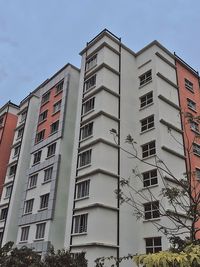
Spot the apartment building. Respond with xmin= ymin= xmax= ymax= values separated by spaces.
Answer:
xmin=66 ymin=30 xmax=189 ymax=267
xmin=0 ymin=29 xmax=200 ymax=267
xmin=1 ymin=64 xmax=80 ymax=254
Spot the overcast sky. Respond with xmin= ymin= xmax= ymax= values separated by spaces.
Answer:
xmin=0 ymin=0 xmax=200 ymax=107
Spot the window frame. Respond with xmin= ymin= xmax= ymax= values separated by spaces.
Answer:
xmin=28 ymin=173 xmax=38 ymax=189
xmin=187 ymin=98 xmax=196 ymax=111
xmin=76 ymin=180 xmax=90 ymax=199
xmin=39 ymin=193 xmax=49 ymax=210
xmin=82 ymin=97 xmax=95 ymax=115
xmin=33 ymin=150 xmax=42 ymax=165
xmin=144 ymin=201 xmax=160 ymax=220
xmin=142 ymin=141 xmax=156 ymax=158
xmin=50 ymin=120 xmax=59 ymax=134
xmin=24 ymin=199 xmax=34 ymax=214
xmin=55 ymin=80 xmax=64 ymax=94
xmin=73 ymin=213 xmax=88 ymax=234
xmin=140 ymin=91 xmax=153 ymax=109
xmin=143 ymin=169 xmax=158 ymax=187
xmin=35 ymin=223 xmax=46 ymax=240
xmin=9 ymin=164 xmax=17 ymax=176
xmin=35 ymin=129 xmax=45 ymax=144
xmin=47 ymin=143 xmax=56 ymax=158
xmin=139 ymin=70 xmax=152 ymax=86
xmin=53 ymin=100 xmax=62 ymax=114
xmin=5 ymin=185 xmax=12 ymax=198
xmin=20 ymin=226 xmax=30 ymax=242
xmin=41 ymin=91 xmax=50 ymax=105
xmin=38 ymin=110 xmax=48 ymax=123
xmin=86 ymin=54 xmax=97 ymax=71
xmin=0 ymin=207 xmax=8 ymax=220
xmin=81 ymin=122 xmax=93 ymax=140
xmin=44 ymin=166 xmax=53 ymax=182
xmin=79 ymin=149 xmax=92 ymax=168
xmin=145 ymin=237 xmax=162 ymax=253
xmin=84 ymin=75 xmax=96 ymax=92
xmin=185 ymin=78 xmax=193 ymax=92
xmin=141 ymin=115 xmax=154 ymax=132
xmin=193 ymin=143 xmax=200 ymax=156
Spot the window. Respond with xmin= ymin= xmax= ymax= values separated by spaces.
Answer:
xmin=144 ymin=201 xmax=159 ymax=220
xmin=20 ymin=226 xmax=30 ymax=242
xmin=143 ymin=169 xmax=158 ymax=187
xmin=185 ymin=78 xmax=193 ymax=92
xmin=86 ymin=54 xmax=97 ymax=71
xmin=0 ymin=116 xmax=4 ymax=127
xmin=50 ymin=121 xmax=59 ymax=134
xmin=79 ymin=150 xmax=91 ymax=167
xmin=13 ymin=145 xmax=20 ymax=157
xmin=35 ymin=223 xmax=46 ymax=239
xmin=190 ymin=121 xmax=199 ymax=132
xmin=5 ymin=185 xmax=12 ymax=198
xmin=81 ymin=122 xmax=93 ymax=139
xmin=38 ymin=110 xmax=48 ymax=123
xmin=187 ymin=98 xmax=196 ymax=111
xmin=28 ymin=174 xmax=38 ymax=188
xmin=33 ymin=151 xmax=42 ymax=165
xmin=40 ymin=193 xmax=49 ymax=210
xmin=76 ymin=180 xmax=90 ymax=199
xmin=141 ymin=115 xmax=154 ymax=132
xmin=55 ymin=80 xmax=64 ymax=94
xmin=196 ymin=168 xmax=200 ymax=180
xmin=53 ymin=100 xmax=61 ymax=114
xmin=44 ymin=167 xmax=53 ymax=182
xmin=0 ymin=232 xmax=3 ymax=246
xmin=20 ymin=111 xmax=27 ymax=122
xmin=73 ymin=214 xmax=88 ymax=233
xmin=41 ymin=92 xmax=50 ymax=105
xmin=82 ymin=97 xmax=95 ymax=115
xmin=145 ymin=237 xmax=162 ymax=253
xmin=47 ymin=143 xmax=56 ymax=158
xmin=17 ymin=127 xmax=24 ymax=139
xmin=35 ymin=129 xmax=45 ymax=144
xmin=140 ymin=92 xmax=153 ymax=108
xmin=9 ymin=164 xmax=17 ymax=176
xmin=24 ymin=199 xmax=34 ymax=214
xmin=139 ymin=70 xmax=152 ymax=86
xmin=142 ymin=141 xmax=156 ymax=158
xmin=193 ymin=143 xmax=200 ymax=156
xmin=0 ymin=208 xmax=8 ymax=220
xmin=84 ymin=75 xmax=96 ymax=92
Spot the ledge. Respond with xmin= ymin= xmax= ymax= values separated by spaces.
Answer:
xmin=155 ymin=52 xmax=176 ymax=69
xmin=157 ymin=72 xmax=178 ymax=89
xmin=78 ymin=138 xmax=118 ymax=152
xmin=81 ymin=110 xmax=119 ymax=126
xmin=76 ymin=168 xmax=119 ymax=180
xmin=158 ymin=94 xmax=180 ymax=110
xmin=84 ymin=63 xmax=120 ymax=80
xmin=73 ymin=203 xmax=118 ymax=212
xmin=70 ymin=241 xmax=118 ymax=249
xmin=161 ymin=146 xmax=185 ymax=159
xmin=160 ymin=119 xmax=183 ymax=134
xmin=82 ymin=85 xmax=120 ymax=102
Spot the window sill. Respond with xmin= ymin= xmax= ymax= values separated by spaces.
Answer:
xmin=33 ymin=238 xmax=44 ymax=242
xmin=81 ymin=109 xmax=94 ymax=118
xmin=23 ymin=212 xmax=32 ymax=216
xmin=140 ymin=127 xmax=155 ymax=135
xmin=4 ymin=196 xmax=10 ymax=200
xmin=35 ymin=139 xmax=44 ymax=145
xmin=75 ymin=196 xmax=89 ymax=202
xmin=71 ymin=232 xmax=87 ymax=236
xmin=188 ymin=106 xmax=197 ymax=113
xmin=191 ymin=128 xmax=200 ymax=135
xmin=12 ymin=154 xmax=19 ymax=159
xmin=49 ymin=130 xmax=58 ymax=137
xmin=54 ymin=90 xmax=63 ymax=97
xmin=77 ymin=164 xmax=91 ymax=171
xmin=52 ymin=110 xmax=60 ymax=116
xmin=142 ymin=184 xmax=158 ymax=190
xmin=194 ymin=152 xmax=200 ymax=157
xmin=0 ymin=219 xmax=5 ymax=222
xmin=41 ymin=100 xmax=50 ymax=107
xmin=38 ymin=208 xmax=48 ymax=212
xmin=41 ymin=180 xmax=51 ymax=185
xmin=19 ymin=241 xmax=28 ymax=244
xmin=85 ymin=64 xmax=97 ymax=73
xmin=32 ymin=162 xmax=40 ymax=167
xmin=27 ymin=186 xmax=37 ymax=191
xmin=139 ymin=102 xmax=154 ymax=111
xmin=83 ymin=85 xmax=96 ymax=95
xmin=143 ymin=218 xmax=160 ymax=223
xmin=185 ymin=86 xmax=194 ymax=93
xmin=38 ymin=119 xmax=47 ymax=126
xmin=8 ymin=174 xmax=15 ymax=179
xmin=139 ymin=80 xmax=152 ymax=89
xmin=79 ymin=135 xmax=93 ymax=143
xmin=142 ymin=154 xmax=156 ymax=160
xmin=46 ymin=155 xmax=55 ymax=160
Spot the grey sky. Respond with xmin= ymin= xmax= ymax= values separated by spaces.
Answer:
xmin=0 ymin=0 xmax=199 ymax=107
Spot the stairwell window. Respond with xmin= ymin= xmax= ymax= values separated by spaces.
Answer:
xmin=24 ymin=199 xmax=34 ymax=214
xmin=145 ymin=237 xmax=162 ymax=253
xmin=40 ymin=193 xmax=49 ymax=210
xmin=35 ymin=223 xmax=46 ymax=240
xmin=193 ymin=143 xmax=200 ymax=156
xmin=38 ymin=110 xmax=48 ymax=123
xmin=33 ymin=150 xmax=42 ymax=165
xmin=35 ymin=129 xmax=45 ymax=144
xmin=82 ymin=97 xmax=95 ymax=115
xmin=190 ymin=121 xmax=199 ymax=132
xmin=143 ymin=169 xmax=157 ymax=187
xmin=20 ymin=111 xmax=27 ymax=123
xmin=141 ymin=115 xmax=154 ymax=132
xmin=79 ymin=150 xmax=92 ymax=167
xmin=86 ymin=54 xmax=97 ymax=71
xmin=140 ymin=92 xmax=153 ymax=108
xmin=17 ymin=127 xmax=24 ymax=139
xmin=139 ymin=70 xmax=152 ymax=86
xmin=73 ymin=214 xmax=88 ymax=233
xmin=84 ymin=75 xmax=96 ymax=92
xmin=187 ymin=98 xmax=196 ymax=111
xmin=20 ymin=226 xmax=30 ymax=242
xmin=13 ymin=145 xmax=20 ymax=157
xmin=81 ymin=122 xmax=93 ymax=140
xmin=47 ymin=143 xmax=56 ymax=158
xmin=144 ymin=201 xmax=160 ymax=220
xmin=185 ymin=78 xmax=193 ymax=92
xmin=142 ymin=141 xmax=156 ymax=158
xmin=76 ymin=180 xmax=90 ymax=199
